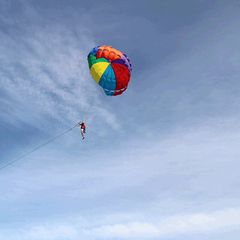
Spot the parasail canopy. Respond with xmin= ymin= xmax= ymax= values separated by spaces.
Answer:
xmin=87 ymin=46 xmax=132 ymax=96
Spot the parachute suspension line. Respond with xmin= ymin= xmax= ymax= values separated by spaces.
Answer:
xmin=79 ymin=79 xmax=94 ymax=124
xmin=82 ymin=81 xmax=89 ymax=117
xmin=82 ymin=94 xmax=95 ymax=123
xmin=0 ymin=125 xmax=78 ymax=171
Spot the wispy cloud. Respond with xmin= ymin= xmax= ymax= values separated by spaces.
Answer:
xmin=26 ymin=224 xmax=78 ymax=240
xmin=87 ymin=208 xmax=240 ymax=238
xmin=0 ymin=1 xmax=121 ymax=132
xmin=4 ymin=207 xmax=239 ymax=240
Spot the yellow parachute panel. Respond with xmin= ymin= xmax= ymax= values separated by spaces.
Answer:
xmin=90 ymin=62 xmax=110 ymax=83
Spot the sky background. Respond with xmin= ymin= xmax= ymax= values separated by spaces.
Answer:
xmin=1 ymin=0 xmax=240 ymax=239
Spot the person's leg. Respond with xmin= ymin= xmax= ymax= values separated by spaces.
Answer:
xmin=81 ymin=129 xmax=85 ymax=139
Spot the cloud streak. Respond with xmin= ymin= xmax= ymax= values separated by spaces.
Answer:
xmin=0 ymin=1 xmax=121 ymax=133
xmin=4 ymin=207 xmax=240 ymax=240
xmin=88 ymin=208 xmax=240 ymax=238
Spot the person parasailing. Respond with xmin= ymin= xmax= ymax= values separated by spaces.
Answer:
xmin=78 ymin=122 xmax=86 ymax=139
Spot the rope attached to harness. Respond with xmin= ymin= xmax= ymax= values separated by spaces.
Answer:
xmin=0 ymin=124 xmax=79 ymax=171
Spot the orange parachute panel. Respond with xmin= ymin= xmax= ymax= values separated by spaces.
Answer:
xmin=97 ymin=46 xmax=123 ymax=61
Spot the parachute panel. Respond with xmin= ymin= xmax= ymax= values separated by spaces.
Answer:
xmin=99 ymin=65 xmax=116 ymax=91
xmin=90 ymin=62 xmax=110 ymax=83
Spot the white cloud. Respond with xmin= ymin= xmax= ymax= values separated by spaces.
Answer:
xmin=0 ymin=207 xmax=240 ymax=240
xmin=2 ymin=207 xmax=240 ymax=240
xmin=88 ymin=208 xmax=240 ymax=238
xmin=97 ymin=107 xmax=122 ymax=131
xmin=26 ymin=224 xmax=78 ymax=240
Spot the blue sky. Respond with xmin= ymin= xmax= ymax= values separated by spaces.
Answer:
xmin=1 ymin=0 xmax=240 ymax=239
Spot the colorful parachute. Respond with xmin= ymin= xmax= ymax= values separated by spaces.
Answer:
xmin=87 ymin=46 xmax=132 ymax=96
